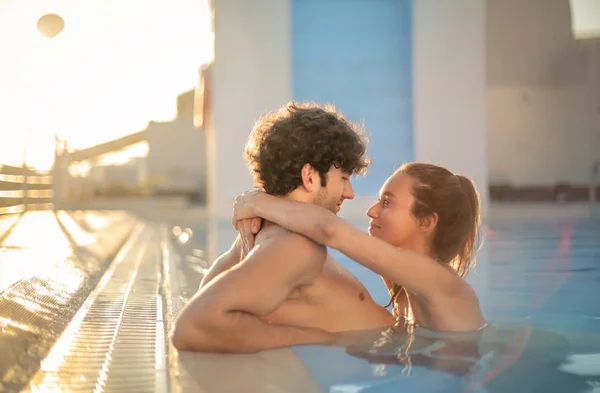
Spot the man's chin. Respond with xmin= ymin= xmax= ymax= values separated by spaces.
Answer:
xmin=323 ymin=203 xmax=341 ymax=214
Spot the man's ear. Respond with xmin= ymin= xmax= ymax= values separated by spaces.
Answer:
xmin=301 ymin=163 xmax=319 ymax=192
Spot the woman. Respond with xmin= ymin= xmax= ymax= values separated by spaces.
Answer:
xmin=232 ymin=162 xmax=487 ymax=332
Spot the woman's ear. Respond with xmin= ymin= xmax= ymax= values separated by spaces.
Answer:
xmin=418 ymin=213 xmax=438 ymax=234
xmin=301 ymin=163 xmax=319 ymax=192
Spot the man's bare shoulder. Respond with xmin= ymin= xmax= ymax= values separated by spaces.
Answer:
xmin=254 ymin=221 xmax=293 ymax=243
xmin=256 ymin=222 xmax=321 ymax=246
xmin=247 ymin=223 xmax=327 ymax=272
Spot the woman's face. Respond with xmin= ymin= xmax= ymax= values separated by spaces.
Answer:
xmin=367 ymin=172 xmax=421 ymax=249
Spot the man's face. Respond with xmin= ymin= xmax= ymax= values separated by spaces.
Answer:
xmin=313 ymin=166 xmax=355 ymax=213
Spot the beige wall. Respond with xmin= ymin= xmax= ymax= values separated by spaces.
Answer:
xmin=487 ymin=0 xmax=600 ymax=186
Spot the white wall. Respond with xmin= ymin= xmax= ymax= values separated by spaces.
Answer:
xmin=412 ymin=0 xmax=489 ymax=315
xmin=207 ymin=0 xmax=291 ymax=260
xmin=208 ymin=0 xmax=291 ymax=221
xmin=570 ymin=0 xmax=600 ymax=39
xmin=413 ymin=0 xmax=488 ymax=214
xmin=145 ymin=117 xmax=207 ymax=191
xmin=486 ymin=0 xmax=600 ymax=186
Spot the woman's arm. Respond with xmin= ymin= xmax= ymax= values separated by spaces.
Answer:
xmin=237 ymin=192 xmax=458 ymax=299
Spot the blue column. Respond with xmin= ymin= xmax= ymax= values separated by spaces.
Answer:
xmin=292 ymin=0 xmax=413 ymax=197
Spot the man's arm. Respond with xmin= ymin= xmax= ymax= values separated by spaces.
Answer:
xmin=199 ymin=235 xmax=242 ymax=288
xmin=171 ymin=233 xmax=335 ymax=353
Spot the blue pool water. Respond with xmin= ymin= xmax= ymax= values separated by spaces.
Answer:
xmin=302 ymin=217 xmax=600 ymax=393
xmin=172 ymin=213 xmax=600 ymax=393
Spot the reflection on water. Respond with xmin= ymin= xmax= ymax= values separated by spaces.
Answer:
xmin=177 ymin=349 xmax=323 ymax=393
xmin=295 ymin=324 xmax=599 ymax=393
xmin=172 ymin=226 xmax=193 ymax=244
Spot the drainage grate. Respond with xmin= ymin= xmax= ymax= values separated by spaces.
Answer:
xmin=25 ymin=224 xmax=168 ymax=393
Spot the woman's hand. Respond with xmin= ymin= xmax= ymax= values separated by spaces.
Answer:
xmin=237 ymin=218 xmax=262 ymax=258
xmin=232 ymin=189 xmax=266 ymax=256
xmin=232 ymin=189 xmax=265 ymax=227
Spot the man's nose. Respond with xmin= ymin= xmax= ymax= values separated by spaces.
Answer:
xmin=343 ymin=182 xmax=355 ymax=200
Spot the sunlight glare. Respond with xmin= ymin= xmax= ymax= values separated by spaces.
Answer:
xmin=178 ymin=232 xmax=190 ymax=244
xmin=0 ymin=0 xmax=213 ymax=171
xmin=0 ymin=212 xmax=72 ymax=293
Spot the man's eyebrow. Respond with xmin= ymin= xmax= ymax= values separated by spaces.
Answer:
xmin=380 ymin=191 xmax=396 ymax=199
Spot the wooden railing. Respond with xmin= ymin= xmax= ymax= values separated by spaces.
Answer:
xmin=0 ymin=164 xmax=53 ymax=215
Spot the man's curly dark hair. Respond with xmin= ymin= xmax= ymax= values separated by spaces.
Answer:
xmin=244 ymin=102 xmax=370 ymax=196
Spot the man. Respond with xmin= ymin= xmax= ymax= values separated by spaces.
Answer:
xmin=171 ymin=102 xmax=395 ymax=353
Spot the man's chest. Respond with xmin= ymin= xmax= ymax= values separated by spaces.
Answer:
xmin=288 ymin=256 xmax=370 ymax=303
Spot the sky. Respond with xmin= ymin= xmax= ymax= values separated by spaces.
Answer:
xmin=0 ymin=0 xmax=213 ymax=170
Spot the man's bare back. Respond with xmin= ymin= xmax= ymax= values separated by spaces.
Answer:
xmin=256 ymin=222 xmax=395 ymax=332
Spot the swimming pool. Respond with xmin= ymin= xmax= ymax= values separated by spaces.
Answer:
xmin=168 ymin=207 xmax=600 ymax=393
